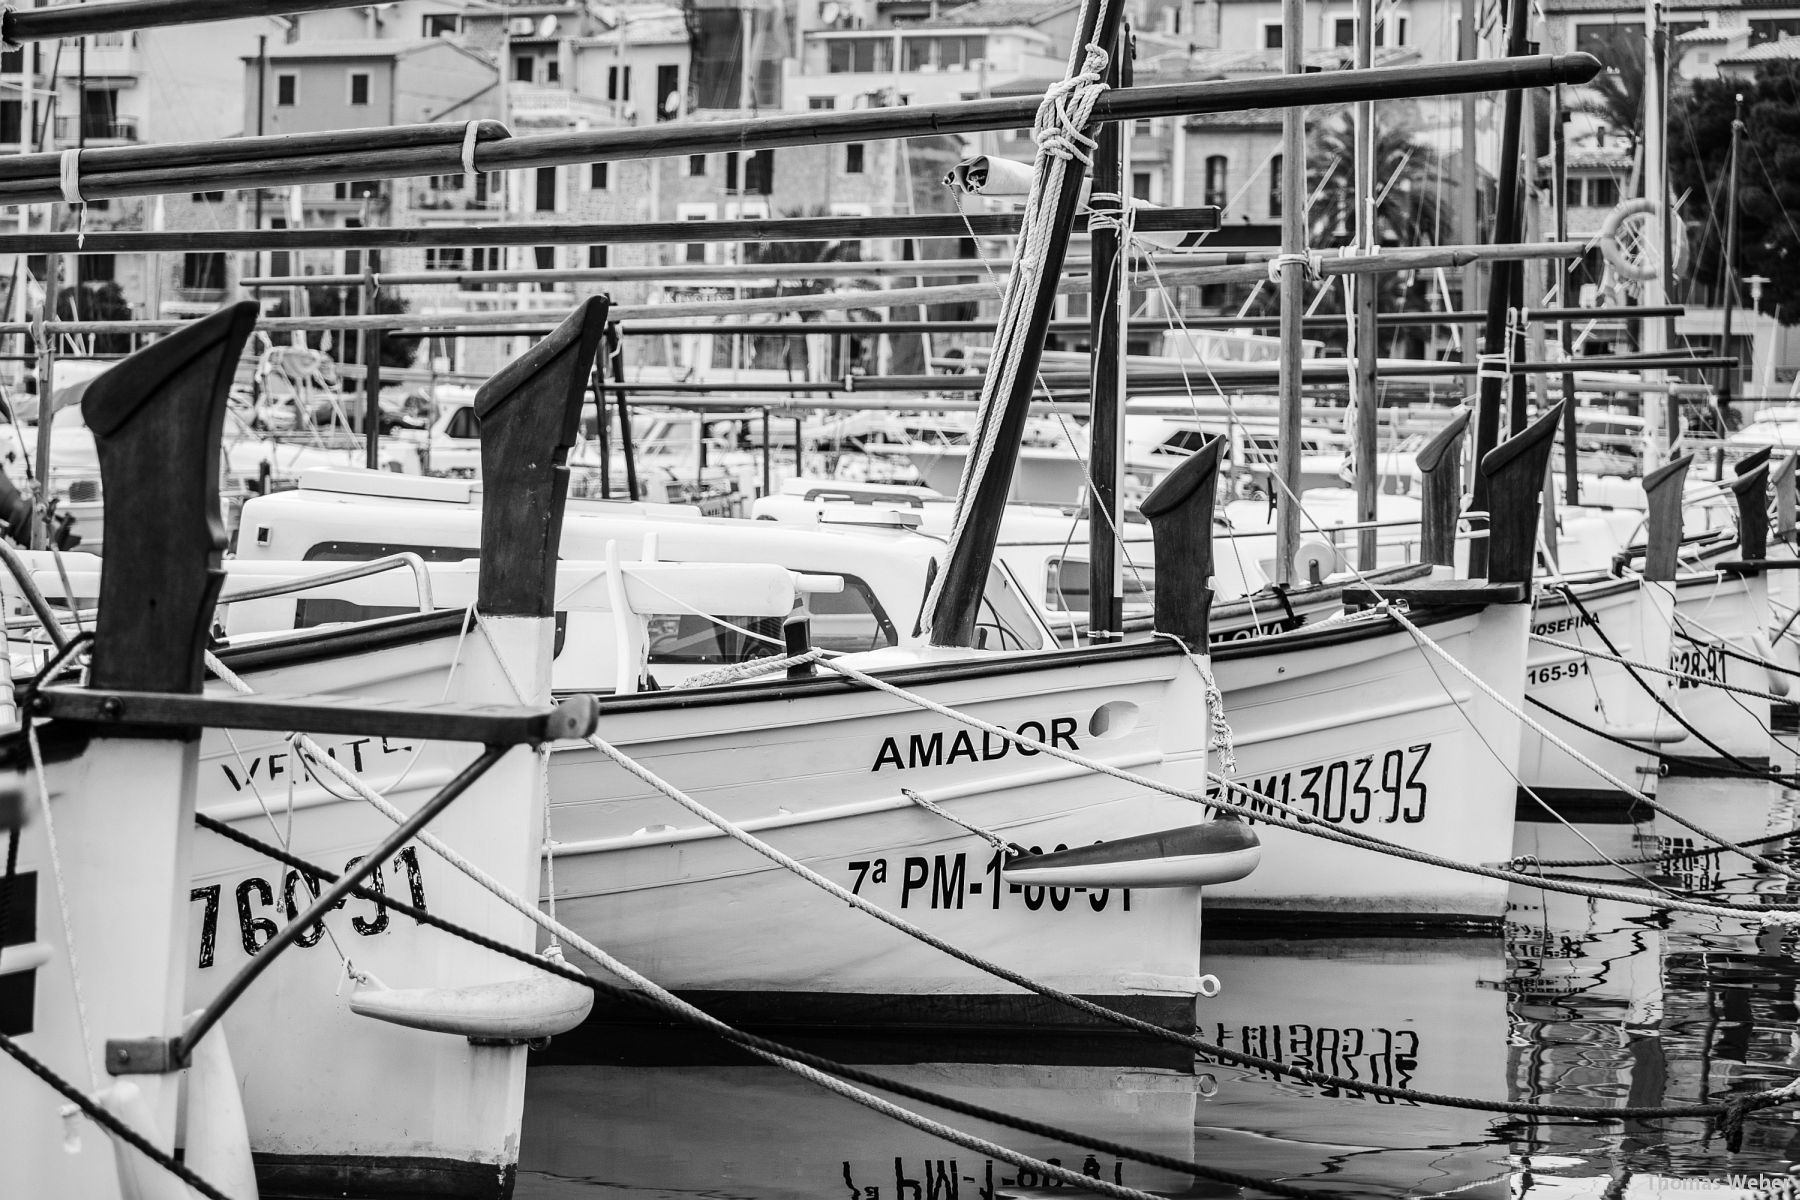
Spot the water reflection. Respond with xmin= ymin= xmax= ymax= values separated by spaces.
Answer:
xmin=514 ymin=778 xmax=1800 ymax=1198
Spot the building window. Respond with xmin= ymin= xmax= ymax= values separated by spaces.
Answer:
xmin=513 ymin=55 xmax=533 ymax=83
xmin=275 ymin=73 xmax=296 ymax=106
xmin=425 ymin=246 xmax=467 ymax=271
xmin=826 ymin=38 xmax=894 ymax=73
xmin=588 ymin=245 xmax=608 ymax=268
xmin=845 ymin=143 xmax=864 ymax=174
xmin=534 ymin=246 xmax=554 ymax=272
xmin=744 ymin=148 xmax=773 ymax=196
xmin=1392 ymin=16 xmax=1408 ymax=45
xmin=689 ymin=154 xmax=706 ymax=176
xmin=1203 ymin=155 xmax=1227 ymax=210
xmin=535 ymin=166 xmax=557 ymax=211
xmin=683 ymin=212 xmax=709 ymax=263
xmin=1268 ymin=154 xmax=1282 ymax=218
xmin=423 ymin=13 xmax=458 ymax=37
xmin=1564 ymin=177 xmax=1583 ymax=208
xmin=809 ymin=96 xmax=835 ymax=110
xmin=589 ymin=161 xmax=608 ymax=190
xmin=1333 ymin=17 xmax=1355 ymax=46
xmin=1587 ymin=176 xmax=1619 ymax=208
xmin=1261 ymin=22 xmax=1282 ymax=49
xmin=656 ymin=63 xmax=679 ymax=120
xmin=348 ymin=72 xmax=370 ymax=105
xmin=1749 ymin=17 xmax=1800 ymax=45
xmin=429 ymin=172 xmax=464 ymax=191
xmin=474 ymin=171 xmax=500 ymax=206
xmin=191 ymin=190 xmax=225 ymax=202
xmin=1132 ymin=170 xmax=1152 ymax=202
xmin=1575 ymin=21 xmax=1644 ymax=55
xmin=725 ymin=152 xmax=738 ymax=191
xmin=0 ymin=99 xmax=18 ymax=144
xmin=181 ymin=251 xmax=225 ymax=292
xmin=77 ymin=254 xmax=114 ymax=284
xmin=267 ymin=218 xmax=289 ymax=278
xmin=607 ymin=65 xmax=631 ymax=102
xmin=545 ymin=59 xmax=560 ymax=84
xmin=332 ymin=180 xmax=380 ymax=200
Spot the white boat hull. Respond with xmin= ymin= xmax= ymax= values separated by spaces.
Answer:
xmin=1656 ymin=568 xmax=1779 ymax=766
xmin=1202 ymin=601 xmax=1529 ymax=927
xmin=1517 ymin=576 xmax=1676 ymax=811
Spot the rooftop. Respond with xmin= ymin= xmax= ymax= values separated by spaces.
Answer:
xmin=927 ymin=0 xmax=1079 ymax=27
xmin=1720 ymin=37 xmax=1800 ymax=62
xmin=248 ymin=37 xmax=449 ymax=61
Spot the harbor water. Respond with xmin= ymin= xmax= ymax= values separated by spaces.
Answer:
xmin=512 ymin=774 xmax=1800 ymax=1198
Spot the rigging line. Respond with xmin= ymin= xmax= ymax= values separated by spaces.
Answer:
xmin=188 ymin=812 xmax=1320 ymax=1200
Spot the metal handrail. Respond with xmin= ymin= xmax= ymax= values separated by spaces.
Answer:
xmin=215 ymin=552 xmax=437 ymax=612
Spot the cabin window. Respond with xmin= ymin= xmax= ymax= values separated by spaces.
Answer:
xmin=297 ymin=541 xmax=481 ymax=628
xmin=976 ymin=566 xmax=1044 ymax=651
xmin=1044 ymin=558 xmax=1156 ymax=613
xmin=348 ymin=72 xmax=370 ymax=106
xmin=443 ymin=407 xmax=478 ymax=439
xmin=805 ymin=574 xmax=897 ymax=653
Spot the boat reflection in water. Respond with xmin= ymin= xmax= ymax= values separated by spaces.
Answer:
xmin=1193 ymin=936 xmax=1511 ymax=1191
xmin=517 ymin=1027 xmax=1221 ymax=1198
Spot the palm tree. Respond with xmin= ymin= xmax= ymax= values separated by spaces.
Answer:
xmin=1306 ymin=106 xmax=1450 ymax=251
xmin=1577 ymin=29 xmax=1648 ymax=160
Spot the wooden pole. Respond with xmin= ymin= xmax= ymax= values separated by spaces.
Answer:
xmin=31 ymin=253 xmax=56 ymax=549
xmin=1275 ymin=0 xmax=1305 ymax=588
xmin=1468 ymin=0 xmax=1532 ymax=577
xmin=4 ymin=0 xmax=381 ymax=42
xmin=1640 ymin=0 xmax=1668 ymax=469
xmin=610 ymin=325 xmax=638 ymax=501
xmin=927 ymin=0 xmax=1128 ymax=648
xmin=362 ymin=251 xmax=381 ymax=470
xmin=1352 ymin=0 xmax=1379 ymax=571
xmin=1086 ymin=27 xmax=1128 ymax=642
xmin=0 ymin=57 xmax=1601 ymax=206
xmin=1719 ymin=92 xmax=1743 ymax=418
xmin=1459 ymin=0 xmax=1479 ymax=376
xmin=1554 ymin=82 xmax=1578 ymax=507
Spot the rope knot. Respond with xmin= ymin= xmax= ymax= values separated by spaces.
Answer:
xmin=1266 ymin=251 xmax=1320 ymax=284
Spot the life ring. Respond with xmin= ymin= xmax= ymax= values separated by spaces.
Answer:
xmin=1599 ymin=197 xmax=1688 ymax=281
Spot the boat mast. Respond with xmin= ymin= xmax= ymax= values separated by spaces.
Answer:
xmin=1640 ymin=0 xmax=1668 ymax=469
xmin=1086 ymin=24 xmax=1129 ymax=643
xmin=925 ymin=0 xmax=1127 ymax=647
xmin=1352 ymin=0 xmax=1379 ymax=571
xmin=1719 ymin=91 xmax=1743 ymax=418
xmin=1275 ymin=0 xmax=1305 ymax=587
xmin=1468 ymin=0 xmax=1532 ymax=576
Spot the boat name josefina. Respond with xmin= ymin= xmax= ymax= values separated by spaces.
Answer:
xmin=871 ymin=718 xmax=1080 ymax=772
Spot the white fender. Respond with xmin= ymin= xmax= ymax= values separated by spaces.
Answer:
xmin=182 ymin=1015 xmax=258 ymax=1200
xmin=942 ymin=155 xmax=1034 ymax=196
xmin=348 ymin=949 xmax=594 ymax=1041
xmin=94 ymin=1081 xmax=190 ymax=1200
xmin=1753 ymin=632 xmax=1791 ymax=698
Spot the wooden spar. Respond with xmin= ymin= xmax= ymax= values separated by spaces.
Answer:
xmin=0 ymin=121 xmax=511 ymax=185
xmin=1640 ymin=453 xmax=1693 ymax=583
xmin=477 ymin=297 xmax=609 ymax=617
xmin=0 ymin=207 xmax=1217 ymax=255
xmin=1468 ymin=0 xmax=1534 ymax=577
xmin=1275 ymin=0 xmax=1305 ymax=589
xmin=1727 ymin=460 xmax=1772 ymax=562
xmin=1352 ymin=0 xmax=1379 ymax=573
xmin=1479 ymin=400 xmax=1565 ymax=586
xmin=86 ymin=301 xmax=258 ymax=694
xmin=1140 ymin=435 xmax=1226 ymax=650
xmin=1087 ymin=27 xmax=1129 ymax=644
xmin=0 ymin=56 xmax=1600 ymax=205
xmin=0 ymin=308 xmax=1686 ymax=340
xmin=243 ymin=258 xmax=1126 ymax=287
xmin=3 ymin=0 xmax=379 ymax=42
xmin=1720 ymin=93 xmax=1744 ymax=416
xmin=926 ymin=0 xmax=1129 ymax=649
xmin=1416 ymin=408 xmax=1471 ymax=567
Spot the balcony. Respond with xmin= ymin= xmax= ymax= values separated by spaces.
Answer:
xmin=54 ymin=114 xmax=138 ymax=145
xmin=61 ymin=31 xmax=139 ymax=76
xmin=507 ymin=84 xmax=625 ymax=128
